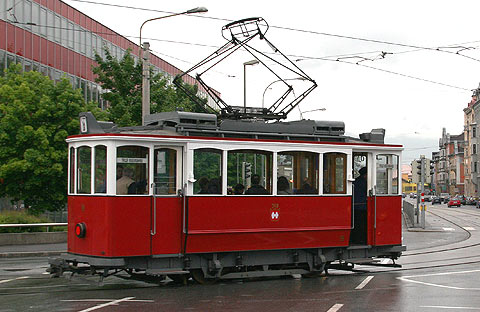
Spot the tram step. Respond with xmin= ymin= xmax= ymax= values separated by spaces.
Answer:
xmin=145 ymin=269 xmax=189 ymax=275
xmin=346 ymin=245 xmax=371 ymax=250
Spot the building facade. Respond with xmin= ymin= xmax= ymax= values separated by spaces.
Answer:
xmin=463 ymin=89 xmax=480 ymax=197
xmin=0 ymin=0 xmax=212 ymax=108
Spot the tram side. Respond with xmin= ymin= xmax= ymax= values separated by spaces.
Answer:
xmin=51 ymin=130 xmax=404 ymax=281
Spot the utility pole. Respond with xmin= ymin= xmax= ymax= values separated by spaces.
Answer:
xmin=420 ymin=155 xmax=426 ymax=229
xmin=142 ymin=42 xmax=150 ymax=126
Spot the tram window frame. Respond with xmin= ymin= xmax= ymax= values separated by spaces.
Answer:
xmin=116 ymin=146 xmax=149 ymax=195
xmin=277 ymin=151 xmax=319 ymax=195
xmin=76 ymin=146 xmax=92 ymax=194
xmin=375 ymin=154 xmax=399 ymax=195
xmin=69 ymin=147 xmax=75 ymax=194
xmin=94 ymin=145 xmax=107 ymax=194
xmin=193 ymin=148 xmax=223 ymax=195
xmin=153 ymin=148 xmax=178 ymax=195
xmin=323 ymin=152 xmax=347 ymax=195
xmin=227 ymin=149 xmax=273 ymax=195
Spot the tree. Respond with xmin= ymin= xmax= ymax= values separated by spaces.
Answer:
xmin=92 ymin=48 xmax=208 ymax=127
xmin=0 ymin=65 xmax=104 ymax=213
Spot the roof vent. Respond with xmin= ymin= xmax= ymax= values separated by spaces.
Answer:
xmin=359 ymin=128 xmax=385 ymax=144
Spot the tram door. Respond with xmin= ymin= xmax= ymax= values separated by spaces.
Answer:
xmin=150 ymin=146 xmax=183 ymax=255
xmin=351 ymin=153 xmax=369 ymax=245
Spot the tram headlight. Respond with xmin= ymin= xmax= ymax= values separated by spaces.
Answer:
xmin=75 ymin=222 xmax=87 ymax=238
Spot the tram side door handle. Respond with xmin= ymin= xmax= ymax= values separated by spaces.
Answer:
xmin=369 ymin=189 xmax=374 ymax=197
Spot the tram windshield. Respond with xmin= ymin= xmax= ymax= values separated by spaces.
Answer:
xmin=116 ymin=146 xmax=149 ymax=195
xmin=376 ymin=154 xmax=399 ymax=195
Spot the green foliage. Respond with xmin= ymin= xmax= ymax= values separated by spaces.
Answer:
xmin=0 ymin=211 xmax=51 ymax=233
xmin=93 ymin=48 xmax=208 ymax=127
xmin=0 ymin=65 xmax=104 ymax=213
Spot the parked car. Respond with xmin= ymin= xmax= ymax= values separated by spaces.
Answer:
xmin=459 ymin=196 xmax=467 ymax=205
xmin=447 ymin=198 xmax=461 ymax=208
xmin=424 ymin=195 xmax=432 ymax=202
xmin=432 ymin=196 xmax=442 ymax=205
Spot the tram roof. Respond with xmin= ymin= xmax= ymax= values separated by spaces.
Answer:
xmin=75 ymin=111 xmax=401 ymax=147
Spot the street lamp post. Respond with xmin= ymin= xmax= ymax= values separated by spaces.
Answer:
xmin=243 ymin=60 xmax=259 ymax=114
xmin=261 ymin=77 xmax=306 ymax=109
xmin=139 ymin=7 xmax=208 ymax=126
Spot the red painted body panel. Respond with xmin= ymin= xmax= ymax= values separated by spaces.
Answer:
xmin=68 ymin=196 xmax=151 ymax=257
xmin=68 ymin=194 xmax=402 ymax=258
xmin=367 ymin=196 xmax=402 ymax=246
xmin=185 ymin=196 xmax=352 ymax=253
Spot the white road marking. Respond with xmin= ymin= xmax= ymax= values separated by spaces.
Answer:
xmin=420 ymin=306 xmax=480 ymax=310
xmin=398 ymin=269 xmax=480 ymax=290
xmin=78 ymin=297 xmax=136 ymax=312
xmin=0 ymin=276 xmax=29 ymax=284
xmin=463 ymin=227 xmax=476 ymax=231
xmin=355 ymin=276 xmax=374 ymax=290
xmin=327 ymin=304 xmax=344 ymax=312
xmin=62 ymin=299 xmax=154 ymax=302
xmin=443 ymin=227 xmax=455 ymax=231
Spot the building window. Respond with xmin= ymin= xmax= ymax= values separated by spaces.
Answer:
xmin=473 ymin=144 xmax=477 ymax=155
xmin=54 ymin=15 xmax=61 ymax=43
xmin=473 ymin=126 xmax=477 ymax=138
xmin=475 ymin=162 xmax=478 ymax=173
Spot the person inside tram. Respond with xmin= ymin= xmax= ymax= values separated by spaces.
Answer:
xmin=197 ymin=177 xmax=209 ymax=194
xmin=245 ymin=174 xmax=269 ymax=195
xmin=277 ymin=176 xmax=292 ymax=195
xmin=234 ymin=183 xmax=245 ymax=195
xmin=351 ymin=167 xmax=368 ymax=244
xmin=116 ymin=167 xmax=135 ymax=195
xmin=207 ymin=178 xmax=221 ymax=194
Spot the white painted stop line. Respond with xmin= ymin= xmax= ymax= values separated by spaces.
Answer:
xmin=355 ymin=276 xmax=374 ymax=290
xmin=327 ymin=303 xmax=344 ymax=312
xmin=464 ymin=227 xmax=476 ymax=231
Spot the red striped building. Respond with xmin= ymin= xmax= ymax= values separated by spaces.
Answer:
xmin=0 ymin=0 xmax=213 ymax=109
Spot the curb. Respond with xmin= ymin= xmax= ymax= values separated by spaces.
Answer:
xmin=0 ymin=251 xmax=66 ymax=258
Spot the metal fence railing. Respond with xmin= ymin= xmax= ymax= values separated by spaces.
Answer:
xmin=0 ymin=223 xmax=67 ymax=232
xmin=403 ymin=200 xmax=415 ymax=227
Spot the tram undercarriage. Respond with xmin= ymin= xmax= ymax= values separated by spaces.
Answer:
xmin=48 ymin=245 xmax=404 ymax=284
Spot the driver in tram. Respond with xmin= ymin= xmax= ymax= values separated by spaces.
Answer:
xmin=116 ymin=167 xmax=135 ymax=195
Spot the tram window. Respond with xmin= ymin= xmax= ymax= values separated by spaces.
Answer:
xmin=69 ymin=147 xmax=75 ymax=193
xmin=116 ymin=146 xmax=149 ymax=195
xmin=227 ymin=150 xmax=272 ymax=195
xmin=323 ymin=153 xmax=347 ymax=194
xmin=376 ymin=154 xmax=399 ymax=195
xmin=154 ymin=148 xmax=177 ymax=195
xmin=94 ymin=145 xmax=107 ymax=193
xmin=77 ymin=146 xmax=91 ymax=194
xmin=193 ymin=148 xmax=222 ymax=194
xmin=277 ymin=152 xmax=318 ymax=195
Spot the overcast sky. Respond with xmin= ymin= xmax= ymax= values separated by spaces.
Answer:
xmin=65 ymin=0 xmax=480 ymax=164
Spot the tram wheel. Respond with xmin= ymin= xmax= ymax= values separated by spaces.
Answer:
xmin=168 ymin=274 xmax=189 ymax=285
xmin=190 ymin=269 xmax=217 ymax=285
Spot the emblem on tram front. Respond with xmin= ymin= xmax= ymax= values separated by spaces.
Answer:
xmin=270 ymin=204 xmax=280 ymax=221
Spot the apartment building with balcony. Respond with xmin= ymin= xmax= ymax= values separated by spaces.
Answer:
xmin=438 ymin=128 xmax=465 ymax=195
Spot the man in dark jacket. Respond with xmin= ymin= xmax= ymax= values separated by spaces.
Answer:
xmin=245 ymin=174 xmax=269 ymax=195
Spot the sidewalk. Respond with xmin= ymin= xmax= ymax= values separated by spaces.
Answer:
xmin=0 ymin=242 xmax=66 ymax=258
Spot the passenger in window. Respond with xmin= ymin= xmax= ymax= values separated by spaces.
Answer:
xmin=245 ymin=174 xmax=269 ymax=195
xmin=198 ymin=177 xmax=209 ymax=194
xmin=234 ymin=183 xmax=245 ymax=195
xmin=207 ymin=178 xmax=221 ymax=194
xmin=116 ymin=167 xmax=135 ymax=195
xmin=277 ymin=176 xmax=292 ymax=195
xmin=117 ymin=165 xmax=123 ymax=180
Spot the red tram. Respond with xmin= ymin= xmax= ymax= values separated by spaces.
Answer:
xmin=49 ymin=111 xmax=405 ymax=283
